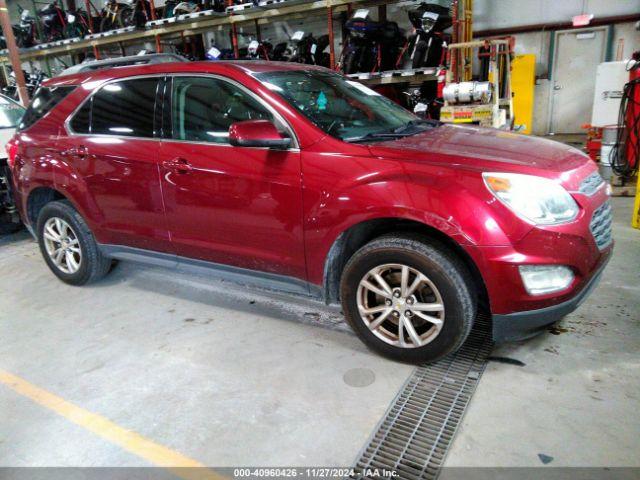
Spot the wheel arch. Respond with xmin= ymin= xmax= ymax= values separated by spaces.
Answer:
xmin=322 ymin=217 xmax=489 ymax=309
xmin=26 ymin=186 xmax=70 ymax=228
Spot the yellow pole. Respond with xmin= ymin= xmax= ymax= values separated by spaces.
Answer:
xmin=632 ymin=174 xmax=640 ymax=229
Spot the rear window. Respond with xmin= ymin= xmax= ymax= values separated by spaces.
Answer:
xmin=18 ymin=86 xmax=75 ymax=131
xmin=90 ymin=78 xmax=159 ymax=138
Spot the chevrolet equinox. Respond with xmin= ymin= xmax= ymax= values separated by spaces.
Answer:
xmin=8 ymin=61 xmax=613 ymax=363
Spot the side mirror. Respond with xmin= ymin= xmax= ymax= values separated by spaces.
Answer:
xmin=228 ymin=120 xmax=292 ymax=149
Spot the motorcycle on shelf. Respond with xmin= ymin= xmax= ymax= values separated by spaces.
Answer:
xmin=403 ymin=81 xmax=442 ymax=119
xmin=164 ymin=0 xmax=223 ymax=17
xmin=270 ymin=41 xmax=290 ymax=61
xmin=205 ymin=44 xmax=235 ymax=60
xmin=100 ymin=0 xmax=153 ymax=31
xmin=404 ymin=2 xmax=452 ymax=69
xmin=64 ymin=8 xmax=93 ymax=38
xmin=172 ymin=0 xmax=201 ymax=16
xmin=246 ymin=39 xmax=273 ymax=60
xmin=339 ymin=8 xmax=405 ymax=74
xmin=288 ymin=31 xmax=329 ymax=66
xmin=13 ymin=8 xmax=38 ymax=48
xmin=38 ymin=1 xmax=67 ymax=42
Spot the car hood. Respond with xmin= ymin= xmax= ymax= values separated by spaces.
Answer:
xmin=367 ymin=124 xmax=590 ymax=175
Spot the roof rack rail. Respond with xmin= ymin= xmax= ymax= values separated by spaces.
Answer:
xmin=58 ymin=53 xmax=188 ymax=76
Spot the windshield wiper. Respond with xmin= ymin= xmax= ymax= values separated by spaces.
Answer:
xmin=393 ymin=118 xmax=441 ymax=135
xmin=345 ymin=119 xmax=441 ymax=143
xmin=344 ymin=131 xmax=413 ymax=143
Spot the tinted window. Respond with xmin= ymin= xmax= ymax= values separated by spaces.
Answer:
xmin=171 ymin=76 xmax=272 ymax=144
xmin=256 ymin=70 xmax=416 ymax=141
xmin=70 ymin=97 xmax=91 ymax=134
xmin=18 ymin=86 xmax=75 ymax=131
xmin=91 ymin=78 xmax=159 ymax=138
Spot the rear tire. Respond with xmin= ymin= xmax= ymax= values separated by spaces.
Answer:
xmin=340 ymin=235 xmax=476 ymax=364
xmin=36 ymin=200 xmax=113 ymax=285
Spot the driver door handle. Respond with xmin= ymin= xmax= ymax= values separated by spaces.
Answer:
xmin=162 ymin=157 xmax=193 ymax=174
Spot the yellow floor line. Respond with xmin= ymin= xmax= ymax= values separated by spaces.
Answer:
xmin=0 ymin=369 xmax=225 ymax=480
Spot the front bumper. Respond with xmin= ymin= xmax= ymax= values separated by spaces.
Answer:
xmin=492 ymin=252 xmax=611 ymax=342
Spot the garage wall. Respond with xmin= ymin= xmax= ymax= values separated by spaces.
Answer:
xmin=473 ymin=0 xmax=639 ymax=30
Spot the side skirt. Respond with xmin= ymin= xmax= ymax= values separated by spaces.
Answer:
xmin=98 ymin=244 xmax=323 ymax=299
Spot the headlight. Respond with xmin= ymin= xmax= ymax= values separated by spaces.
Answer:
xmin=483 ymin=172 xmax=579 ymax=225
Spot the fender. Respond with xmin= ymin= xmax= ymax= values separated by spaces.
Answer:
xmin=300 ymin=147 xmax=518 ymax=292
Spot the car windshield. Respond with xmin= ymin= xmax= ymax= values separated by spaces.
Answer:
xmin=0 ymin=96 xmax=25 ymax=128
xmin=256 ymin=70 xmax=431 ymax=142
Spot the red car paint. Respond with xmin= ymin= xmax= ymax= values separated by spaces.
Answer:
xmin=10 ymin=61 xmax=612 ymax=318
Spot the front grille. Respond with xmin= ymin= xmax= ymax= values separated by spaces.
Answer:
xmin=579 ymin=171 xmax=605 ymax=196
xmin=590 ymin=201 xmax=613 ymax=250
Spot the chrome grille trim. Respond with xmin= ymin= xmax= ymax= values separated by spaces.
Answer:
xmin=590 ymin=201 xmax=613 ymax=250
xmin=579 ymin=171 xmax=605 ymax=196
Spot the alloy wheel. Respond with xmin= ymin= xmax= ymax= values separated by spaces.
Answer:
xmin=42 ymin=217 xmax=82 ymax=274
xmin=356 ymin=263 xmax=445 ymax=348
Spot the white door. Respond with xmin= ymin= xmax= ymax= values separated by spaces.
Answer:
xmin=549 ymin=27 xmax=607 ymax=134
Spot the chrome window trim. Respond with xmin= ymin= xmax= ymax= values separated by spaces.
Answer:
xmin=64 ymin=72 xmax=300 ymax=150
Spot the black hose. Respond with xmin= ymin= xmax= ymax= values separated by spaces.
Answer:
xmin=610 ymin=59 xmax=640 ymax=178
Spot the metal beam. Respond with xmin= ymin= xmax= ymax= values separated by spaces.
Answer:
xmin=0 ymin=0 xmax=29 ymax=105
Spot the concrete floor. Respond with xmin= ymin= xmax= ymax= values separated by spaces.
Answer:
xmin=0 ymin=197 xmax=638 ymax=471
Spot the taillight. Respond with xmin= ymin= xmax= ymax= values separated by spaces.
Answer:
xmin=6 ymin=138 xmax=18 ymax=168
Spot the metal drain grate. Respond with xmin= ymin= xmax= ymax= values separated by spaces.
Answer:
xmin=351 ymin=313 xmax=493 ymax=480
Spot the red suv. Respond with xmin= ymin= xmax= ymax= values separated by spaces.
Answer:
xmin=8 ymin=61 xmax=612 ymax=363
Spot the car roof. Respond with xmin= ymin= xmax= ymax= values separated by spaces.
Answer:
xmin=45 ymin=61 xmax=330 ymax=88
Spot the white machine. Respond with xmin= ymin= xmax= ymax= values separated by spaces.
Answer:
xmin=591 ymin=61 xmax=629 ymax=127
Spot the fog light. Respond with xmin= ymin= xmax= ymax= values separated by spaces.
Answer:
xmin=519 ymin=265 xmax=574 ymax=295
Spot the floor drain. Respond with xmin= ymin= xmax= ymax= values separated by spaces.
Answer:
xmin=350 ymin=313 xmax=493 ymax=480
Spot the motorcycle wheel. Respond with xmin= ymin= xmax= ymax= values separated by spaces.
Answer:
xmin=119 ymin=6 xmax=136 ymax=27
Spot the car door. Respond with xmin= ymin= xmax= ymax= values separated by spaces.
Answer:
xmin=59 ymin=76 xmax=172 ymax=253
xmin=159 ymin=75 xmax=306 ymax=281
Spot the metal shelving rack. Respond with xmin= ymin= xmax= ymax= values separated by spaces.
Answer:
xmin=0 ymin=0 xmax=438 ymax=86
xmin=0 ymin=0 xmax=357 ymax=62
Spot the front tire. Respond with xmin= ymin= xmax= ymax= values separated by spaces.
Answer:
xmin=36 ymin=200 xmax=113 ymax=285
xmin=340 ymin=235 xmax=476 ymax=363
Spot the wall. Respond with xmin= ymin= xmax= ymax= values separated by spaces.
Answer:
xmin=473 ymin=0 xmax=639 ymax=30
